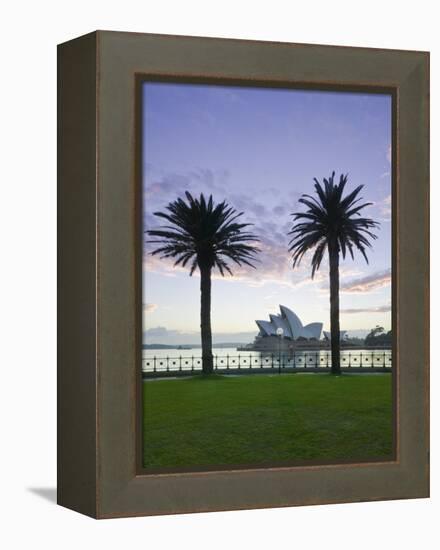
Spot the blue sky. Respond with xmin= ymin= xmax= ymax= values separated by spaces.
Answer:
xmin=142 ymin=82 xmax=392 ymax=345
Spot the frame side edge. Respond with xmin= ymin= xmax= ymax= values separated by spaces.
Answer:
xmin=57 ymin=32 xmax=98 ymax=518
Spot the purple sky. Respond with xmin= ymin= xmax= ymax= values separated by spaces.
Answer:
xmin=142 ymin=82 xmax=392 ymax=344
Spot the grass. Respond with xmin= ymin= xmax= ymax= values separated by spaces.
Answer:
xmin=143 ymin=373 xmax=393 ymax=469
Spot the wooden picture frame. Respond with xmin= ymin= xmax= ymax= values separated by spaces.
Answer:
xmin=57 ymin=30 xmax=429 ymax=518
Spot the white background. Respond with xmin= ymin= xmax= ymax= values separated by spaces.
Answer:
xmin=0 ymin=1 xmax=437 ymax=548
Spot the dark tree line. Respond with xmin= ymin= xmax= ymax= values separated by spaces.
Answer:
xmin=365 ymin=326 xmax=392 ymax=346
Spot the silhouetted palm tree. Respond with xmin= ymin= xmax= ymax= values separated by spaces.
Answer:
xmin=288 ymin=172 xmax=379 ymax=375
xmin=146 ymin=192 xmax=259 ymax=374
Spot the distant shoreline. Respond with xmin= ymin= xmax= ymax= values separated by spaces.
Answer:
xmin=142 ymin=343 xmax=247 ymax=350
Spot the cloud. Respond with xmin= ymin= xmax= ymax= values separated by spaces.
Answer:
xmin=144 ymin=168 xmax=231 ymax=212
xmin=143 ymin=326 xmax=174 ymax=339
xmin=273 ymin=205 xmax=286 ymax=216
xmin=143 ymin=181 xmax=300 ymax=288
xmin=143 ymin=303 xmax=158 ymax=313
xmin=144 ymin=202 xmax=335 ymax=293
xmin=143 ymin=170 xmax=389 ymax=293
xmin=379 ymin=195 xmax=391 ymax=219
xmin=228 ymin=192 xmax=268 ymax=217
xmin=143 ymin=326 xmax=256 ymax=345
xmin=367 ymin=194 xmax=391 ymax=223
xmin=144 ymin=198 xmax=390 ymax=297
xmin=341 ymin=304 xmax=391 ymax=314
xmin=340 ymin=269 xmax=391 ymax=293
xmin=386 ymin=144 xmax=392 ymax=164
xmin=144 ymin=173 xmax=191 ymax=201
xmin=212 ymin=88 xmax=244 ymax=105
xmin=189 ymin=168 xmax=230 ymax=195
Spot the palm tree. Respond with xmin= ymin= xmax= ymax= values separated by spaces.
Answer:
xmin=146 ymin=192 xmax=259 ymax=374
xmin=288 ymin=172 xmax=379 ymax=375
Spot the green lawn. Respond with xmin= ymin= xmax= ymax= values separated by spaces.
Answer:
xmin=143 ymin=373 xmax=393 ymax=469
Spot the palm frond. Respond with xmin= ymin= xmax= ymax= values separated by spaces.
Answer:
xmin=146 ymin=191 xmax=260 ymax=277
xmin=289 ymin=172 xmax=380 ymax=276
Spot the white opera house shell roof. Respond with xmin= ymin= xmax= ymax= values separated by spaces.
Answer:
xmin=256 ymin=306 xmax=323 ymax=341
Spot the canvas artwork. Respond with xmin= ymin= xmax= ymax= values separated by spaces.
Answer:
xmin=141 ymin=82 xmax=393 ymax=471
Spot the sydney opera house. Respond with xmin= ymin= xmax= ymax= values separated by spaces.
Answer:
xmin=256 ymin=306 xmax=323 ymax=341
xmin=249 ymin=305 xmax=346 ymax=351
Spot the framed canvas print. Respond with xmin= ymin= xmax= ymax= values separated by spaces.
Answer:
xmin=57 ymin=31 xmax=429 ymax=518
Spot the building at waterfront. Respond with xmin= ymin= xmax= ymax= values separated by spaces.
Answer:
xmin=243 ymin=306 xmax=350 ymax=352
xmin=256 ymin=305 xmax=322 ymax=340
xmin=250 ymin=306 xmax=322 ymax=351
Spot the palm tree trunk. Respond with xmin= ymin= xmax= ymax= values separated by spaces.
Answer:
xmin=200 ymin=265 xmax=214 ymax=374
xmin=328 ymin=243 xmax=341 ymax=375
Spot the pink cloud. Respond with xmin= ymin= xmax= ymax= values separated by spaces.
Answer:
xmin=340 ymin=269 xmax=391 ymax=293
